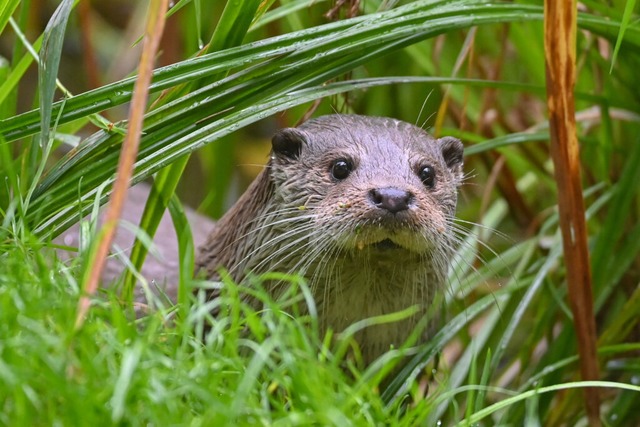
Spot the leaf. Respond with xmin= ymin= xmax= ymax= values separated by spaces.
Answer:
xmin=38 ymin=0 xmax=74 ymax=149
xmin=0 ymin=0 xmax=20 ymax=35
xmin=27 ymin=76 xmax=542 ymax=239
xmin=457 ymin=381 xmax=640 ymax=426
xmin=592 ymin=133 xmax=640 ymax=306
xmin=25 ymin=1 xmax=548 ymax=238
xmin=610 ymin=0 xmax=637 ymax=72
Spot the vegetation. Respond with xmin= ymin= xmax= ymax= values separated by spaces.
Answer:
xmin=1 ymin=0 xmax=639 ymax=424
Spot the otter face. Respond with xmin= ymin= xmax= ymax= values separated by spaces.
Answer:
xmin=269 ymin=115 xmax=464 ymax=257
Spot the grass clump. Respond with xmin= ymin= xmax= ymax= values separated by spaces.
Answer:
xmin=0 ymin=241 xmax=432 ymax=425
xmin=4 ymin=229 xmax=634 ymax=425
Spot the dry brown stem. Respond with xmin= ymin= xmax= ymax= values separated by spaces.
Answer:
xmin=74 ymin=0 xmax=170 ymax=330
xmin=544 ymin=0 xmax=601 ymax=424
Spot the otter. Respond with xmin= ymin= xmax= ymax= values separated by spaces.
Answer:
xmin=196 ymin=114 xmax=464 ymax=364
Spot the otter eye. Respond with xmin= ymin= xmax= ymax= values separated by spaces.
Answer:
xmin=419 ymin=165 xmax=436 ymax=188
xmin=331 ymin=159 xmax=352 ymax=180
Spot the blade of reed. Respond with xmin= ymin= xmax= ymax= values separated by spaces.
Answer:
xmin=457 ymin=381 xmax=640 ymax=426
xmin=544 ymin=0 xmax=600 ymax=424
xmin=5 ymin=2 xmax=638 ymax=143
xmin=75 ymin=0 xmax=169 ymax=329
xmin=166 ymin=193 xmax=195 ymax=321
xmin=609 ymin=0 xmax=636 ymax=72
xmin=123 ymin=0 xmax=264 ymax=300
xmin=37 ymin=0 xmax=74 ymax=150
xmin=0 ymin=0 xmax=20 ymax=34
xmin=381 ymin=289 xmax=508 ymax=404
xmin=250 ymin=0 xmax=329 ymax=31
xmin=0 ymin=28 xmax=42 ymax=110
xmin=592 ymin=134 xmax=640 ymax=307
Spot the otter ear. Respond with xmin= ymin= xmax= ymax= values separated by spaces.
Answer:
xmin=438 ymin=136 xmax=464 ymax=170
xmin=272 ymin=128 xmax=306 ymax=160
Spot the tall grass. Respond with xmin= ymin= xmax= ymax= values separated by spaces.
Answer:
xmin=1 ymin=0 xmax=639 ymax=424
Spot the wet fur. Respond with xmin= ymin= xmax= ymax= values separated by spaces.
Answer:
xmin=196 ymin=114 xmax=464 ymax=364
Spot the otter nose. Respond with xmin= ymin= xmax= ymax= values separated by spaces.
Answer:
xmin=369 ymin=187 xmax=413 ymax=213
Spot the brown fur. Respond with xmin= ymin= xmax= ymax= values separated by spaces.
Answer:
xmin=196 ymin=114 xmax=464 ymax=364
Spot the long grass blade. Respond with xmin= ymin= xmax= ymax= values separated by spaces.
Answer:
xmin=544 ymin=0 xmax=600 ymax=423
xmin=38 ymin=0 xmax=74 ymax=150
xmin=0 ymin=0 xmax=20 ymax=34
xmin=75 ymin=0 xmax=170 ymax=329
xmin=592 ymin=134 xmax=640 ymax=307
xmin=124 ymin=0 xmax=265 ymax=297
xmin=609 ymin=0 xmax=636 ymax=72
xmin=457 ymin=381 xmax=640 ymax=426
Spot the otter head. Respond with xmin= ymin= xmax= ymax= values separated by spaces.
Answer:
xmin=268 ymin=115 xmax=464 ymax=261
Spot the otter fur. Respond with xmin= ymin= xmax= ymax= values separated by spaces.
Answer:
xmin=196 ymin=114 xmax=464 ymax=364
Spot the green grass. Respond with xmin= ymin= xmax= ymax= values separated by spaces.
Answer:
xmin=0 ymin=242 xmax=429 ymax=425
xmin=2 ymin=216 xmax=638 ymax=425
xmin=1 ymin=0 xmax=640 ymax=425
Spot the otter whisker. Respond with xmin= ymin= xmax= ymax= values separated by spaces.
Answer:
xmin=234 ymin=222 xmax=320 ymax=275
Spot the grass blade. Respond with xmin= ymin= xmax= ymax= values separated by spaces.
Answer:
xmin=38 ymin=0 xmax=74 ymax=149
xmin=124 ymin=0 xmax=264 ymax=297
xmin=609 ymin=0 xmax=636 ymax=72
xmin=0 ymin=0 xmax=19 ymax=34
xmin=75 ymin=0 xmax=169 ymax=328
xmin=457 ymin=381 xmax=640 ymax=426
xmin=544 ymin=0 xmax=600 ymax=422
xmin=592 ymin=134 xmax=640 ymax=306
xmin=30 ymin=76 xmax=541 ymax=239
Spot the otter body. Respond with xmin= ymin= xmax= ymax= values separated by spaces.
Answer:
xmin=197 ymin=114 xmax=464 ymax=363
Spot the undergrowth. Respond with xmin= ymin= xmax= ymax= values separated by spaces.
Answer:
xmin=0 ymin=242 xmax=415 ymax=425
xmin=1 ymin=0 xmax=640 ymax=425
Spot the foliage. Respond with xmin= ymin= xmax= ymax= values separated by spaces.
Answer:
xmin=0 ymin=244 xmax=415 ymax=425
xmin=1 ymin=0 xmax=639 ymax=425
